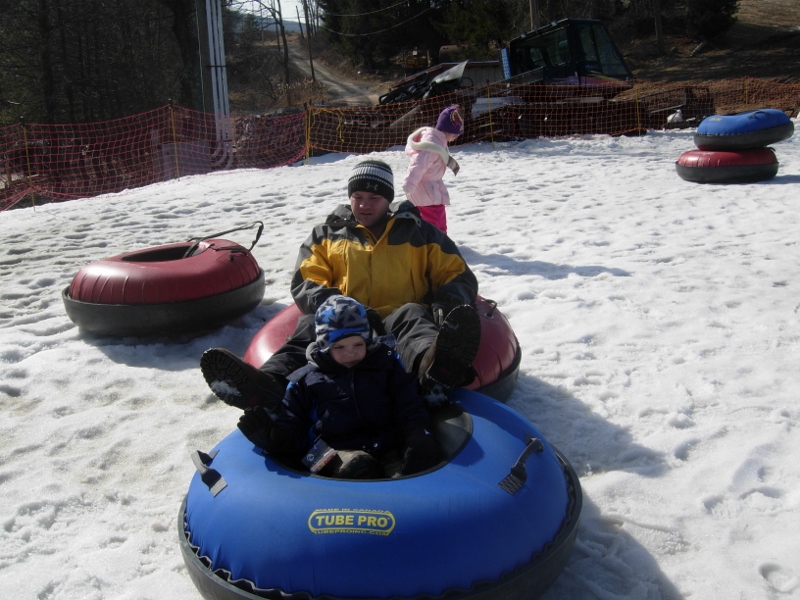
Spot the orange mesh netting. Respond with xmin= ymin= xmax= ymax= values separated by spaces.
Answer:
xmin=307 ymin=78 xmax=799 ymax=154
xmin=2 ymin=105 xmax=305 ymax=210
xmin=3 ymin=78 xmax=798 ymax=211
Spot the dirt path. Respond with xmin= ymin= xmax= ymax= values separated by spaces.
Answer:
xmin=287 ymin=41 xmax=379 ymax=106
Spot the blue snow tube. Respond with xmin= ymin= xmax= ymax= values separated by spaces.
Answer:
xmin=179 ymin=389 xmax=582 ymax=600
xmin=694 ymin=109 xmax=793 ymax=151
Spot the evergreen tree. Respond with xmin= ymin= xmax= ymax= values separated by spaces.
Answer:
xmin=438 ymin=0 xmax=516 ymax=59
xmin=0 ymin=0 xmax=187 ymax=124
xmin=685 ymin=0 xmax=739 ymax=41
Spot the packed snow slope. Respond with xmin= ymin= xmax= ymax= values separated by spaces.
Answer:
xmin=1 ymin=125 xmax=799 ymax=599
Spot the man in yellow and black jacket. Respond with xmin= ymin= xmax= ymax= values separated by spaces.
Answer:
xmin=201 ymin=160 xmax=481 ymax=409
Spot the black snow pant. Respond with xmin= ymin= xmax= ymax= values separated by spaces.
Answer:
xmin=259 ymin=303 xmax=438 ymax=383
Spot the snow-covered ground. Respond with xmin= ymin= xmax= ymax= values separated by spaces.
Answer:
xmin=1 ymin=125 xmax=799 ymax=599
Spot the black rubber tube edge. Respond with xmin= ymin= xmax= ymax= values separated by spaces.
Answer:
xmin=62 ymin=270 xmax=265 ymax=337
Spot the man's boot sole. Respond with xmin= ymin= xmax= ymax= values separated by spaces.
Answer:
xmin=200 ymin=348 xmax=284 ymax=410
xmin=426 ymin=305 xmax=481 ymax=387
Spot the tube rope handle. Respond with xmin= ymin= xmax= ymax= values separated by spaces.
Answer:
xmin=481 ymin=297 xmax=498 ymax=318
xmin=498 ymin=435 xmax=544 ymax=495
xmin=191 ymin=450 xmax=227 ymax=497
xmin=182 ymin=221 xmax=264 ymax=258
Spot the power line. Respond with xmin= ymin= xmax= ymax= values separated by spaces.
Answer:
xmin=319 ymin=6 xmax=433 ymax=36
xmin=322 ymin=0 xmax=411 ymax=18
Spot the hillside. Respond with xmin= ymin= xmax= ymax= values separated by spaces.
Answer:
xmin=618 ymin=0 xmax=800 ymax=83
xmin=230 ymin=1 xmax=799 ymax=115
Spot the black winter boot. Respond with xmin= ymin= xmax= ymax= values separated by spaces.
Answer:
xmin=200 ymin=348 xmax=286 ymax=411
xmin=418 ymin=305 xmax=481 ymax=405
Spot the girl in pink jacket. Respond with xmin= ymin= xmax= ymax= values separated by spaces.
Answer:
xmin=402 ymin=105 xmax=464 ymax=233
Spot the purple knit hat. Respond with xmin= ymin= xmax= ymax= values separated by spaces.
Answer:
xmin=435 ymin=105 xmax=464 ymax=135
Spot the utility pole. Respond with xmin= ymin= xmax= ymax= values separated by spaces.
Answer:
xmin=303 ymin=0 xmax=315 ymax=81
xmin=297 ymin=6 xmax=304 ymax=41
xmin=654 ymin=0 xmax=665 ymax=56
xmin=276 ymin=0 xmax=290 ymax=86
xmin=530 ymin=0 xmax=540 ymax=31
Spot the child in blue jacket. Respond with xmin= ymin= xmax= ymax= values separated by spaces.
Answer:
xmin=237 ymin=295 xmax=439 ymax=479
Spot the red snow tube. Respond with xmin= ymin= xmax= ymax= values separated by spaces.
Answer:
xmin=63 ymin=224 xmax=265 ymax=336
xmin=675 ymin=148 xmax=779 ymax=184
xmin=244 ymin=297 xmax=522 ymax=402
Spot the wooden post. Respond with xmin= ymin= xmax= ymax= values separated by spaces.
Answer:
xmin=20 ymin=117 xmax=37 ymax=208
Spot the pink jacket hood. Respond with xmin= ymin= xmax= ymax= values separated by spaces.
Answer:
xmin=402 ymin=127 xmax=453 ymax=207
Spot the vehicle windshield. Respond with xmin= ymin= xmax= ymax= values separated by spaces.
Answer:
xmin=574 ymin=21 xmax=631 ymax=79
xmin=509 ymin=20 xmax=632 ymax=81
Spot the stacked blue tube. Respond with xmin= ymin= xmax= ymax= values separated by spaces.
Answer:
xmin=675 ymin=108 xmax=794 ymax=183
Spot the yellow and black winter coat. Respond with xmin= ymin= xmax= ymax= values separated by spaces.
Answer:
xmin=290 ymin=201 xmax=478 ymax=318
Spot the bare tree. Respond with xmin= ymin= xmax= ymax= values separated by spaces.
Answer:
xmin=229 ymin=0 xmax=291 ymax=85
xmin=0 ymin=0 xmax=186 ymax=123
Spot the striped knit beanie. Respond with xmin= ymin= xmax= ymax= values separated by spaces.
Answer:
xmin=314 ymin=295 xmax=371 ymax=353
xmin=347 ymin=160 xmax=394 ymax=201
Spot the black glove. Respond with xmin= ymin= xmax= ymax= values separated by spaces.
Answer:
xmin=401 ymin=428 xmax=440 ymax=475
xmin=365 ymin=307 xmax=386 ymax=335
xmin=237 ymin=406 xmax=275 ymax=450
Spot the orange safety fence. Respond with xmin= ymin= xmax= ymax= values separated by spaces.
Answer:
xmin=307 ymin=77 xmax=799 ymax=154
xmin=1 ymin=104 xmax=306 ymax=211
xmin=3 ymin=77 xmax=798 ymax=211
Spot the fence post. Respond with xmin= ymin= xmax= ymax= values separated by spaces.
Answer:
xmin=304 ymin=103 xmax=311 ymax=165
xmin=168 ymin=100 xmax=181 ymax=178
xmin=635 ymin=85 xmax=642 ymax=134
xmin=20 ymin=117 xmax=37 ymax=209
xmin=487 ymin=84 xmax=495 ymax=150
xmin=3 ymin=144 xmax=10 ymax=190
